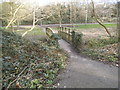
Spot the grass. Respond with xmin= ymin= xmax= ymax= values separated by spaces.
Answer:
xmin=50 ymin=23 xmax=117 ymax=31
xmin=15 ymin=27 xmax=45 ymax=36
xmin=0 ymin=26 xmax=45 ymax=36
xmin=75 ymin=23 xmax=117 ymax=29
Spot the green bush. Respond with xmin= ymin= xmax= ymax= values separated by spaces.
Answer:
xmin=50 ymin=33 xmax=61 ymax=40
xmin=106 ymin=55 xmax=118 ymax=62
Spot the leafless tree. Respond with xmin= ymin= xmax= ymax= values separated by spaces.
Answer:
xmin=85 ymin=0 xmax=88 ymax=23
xmin=5 ymin=4 xmax=24 ymax=29
xmin=91 ymin=0 xmax=112 ymax=37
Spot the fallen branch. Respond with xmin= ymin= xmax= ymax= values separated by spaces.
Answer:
xmin=7 ymin=65 xmax=29 ymax=88
xmin=22 ymin=26 xmax=35 ymax=37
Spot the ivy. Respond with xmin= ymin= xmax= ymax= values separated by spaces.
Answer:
xmin=2 ymin=30 xmax=67 ymax=88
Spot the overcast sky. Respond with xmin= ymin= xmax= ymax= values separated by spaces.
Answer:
xmin=24 ymin=0 xmax=119 ymax=6
xmin=2 ymin=0 xmax=120 ymax=6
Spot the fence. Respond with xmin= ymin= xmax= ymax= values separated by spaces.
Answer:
xmin=58 ymin=27 xmax=83 ymax=51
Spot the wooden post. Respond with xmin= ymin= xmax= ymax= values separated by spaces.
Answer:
xmin=65 ymin=27 xmax=67 ymax=41
xmin=77 ymin=33 xmax=83 ymax=51
xmin=65 ymin=27 xmax=66 ymax=41
xmin=64 ymin=27 xmax=66 ymax=40
xmin=68 ymin=28 xmax=71 ymax=42
xmin=62 ymin=27 xmax=64 ymax=39
xmin=61 ymin=27 xmax=63 ymax=38
xmin=59 ymin=27 xmax=61 ymax=36
xmin=71 ymin=30 xmax=75 ymax=45
xmin=60 ymin=27 xmax=62 ymax=36
xmin=58 ymin=27 xmax=59 ymax=36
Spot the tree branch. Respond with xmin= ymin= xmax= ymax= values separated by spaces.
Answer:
xmin=91 ymin=0 xmax=112 ymax=37
xmin=22 ymin=8 xmax=36 ymax=37
xmin=5 ymin=4 xmax=24 ymax=29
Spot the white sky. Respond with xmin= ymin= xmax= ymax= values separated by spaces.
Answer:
xmin=24 ymin=0 xmax=119 ymax=6
xmin=22 ymin=0 xmax=76 ymax=6
xmin=2 ymin=0 xmax=120 ymax=6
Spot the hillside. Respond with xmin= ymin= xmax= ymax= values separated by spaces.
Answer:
xmin=2 ymin=30 xmax=67 ymax=88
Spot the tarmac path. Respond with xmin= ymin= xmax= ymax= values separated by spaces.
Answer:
xmin=57 ymin=39 xmax=118 ymax=88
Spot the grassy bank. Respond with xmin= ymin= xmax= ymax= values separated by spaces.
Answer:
xmin=75 ymin=23 xmax=117 ymax=29
xmin=15 ymin=27 xmax=46 ymax=41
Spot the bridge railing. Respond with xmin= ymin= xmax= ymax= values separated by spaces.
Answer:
xmin=58 ymin=27 xmax=83 ymax=51
xmin=46 ymin=27 xmax=54 ymax=38
xmin=46 ymin=27 xmax=60 ymax=41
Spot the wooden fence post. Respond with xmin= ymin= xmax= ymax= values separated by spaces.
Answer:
xmin=62 ymin=27 xmax=64 ymax=39
xmin=71 ymin=31 xmax=75 ymax=45
xmin=63 ymin=27 xmax=65 ymax=39
xmin=58 ymin=27 xmax=59 ymax=36
xmin=65 ymin=27 xmax=67 ymax=41
xmin=61 ymin=27 xmax=63 ymax=38
xmin=76 ymin=33 xmax=83 ymax=51
xmin=68 ymin=28 xmax=71 ymax=42
xmin=60 ymin=27 xmax=62 ymax=36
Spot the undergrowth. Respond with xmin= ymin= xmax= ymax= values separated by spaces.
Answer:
xmin=86 ymin=37 xmax=118 ymax=48
xmin=81 ymin=37 xmax=118 ymax=66
xmin=2 ymin=29 xmax=67 ymax=89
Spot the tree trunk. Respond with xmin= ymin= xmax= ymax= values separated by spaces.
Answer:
xmin=59 ymin=4 xmax=62 ymax=27
xmin=85 ymin=0 xmax=88 ymax=24
xmin=69 ymin=4 xmax=72 ymax=27
xmin=17 ymin=20 xmax=20 ymax=30
xmin=91 ymin=0 xmax=112 ymax=37
xmin=10 ymin=1 xmax=13 ymax=31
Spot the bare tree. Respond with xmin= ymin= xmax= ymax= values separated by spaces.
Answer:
xmin=57 ymin=4 xmax=62 ymax=27
xmin=22 ymin=5 xmax=57 ymax=37
xmin=85 ymin=0 xmax=88 ymax=23
xmin=5 ymin=4 xmax=24 ymax=29
xmin=22 ymin=7 xmax=36 ymax=37
xmin=91 ymin=0 xmax=112 ymax=37
xmin=70 ymin=3 xmax=73 ymax=26
xmin=55 ymin=3 xmax=63 ymax=27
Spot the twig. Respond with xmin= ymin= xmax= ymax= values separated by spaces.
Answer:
xmin=7 ymin=65 xmax=29 ymax=88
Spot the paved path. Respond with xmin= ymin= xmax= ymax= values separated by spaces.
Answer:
xmin=57 ymin=39 xmax=118 ymax=88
